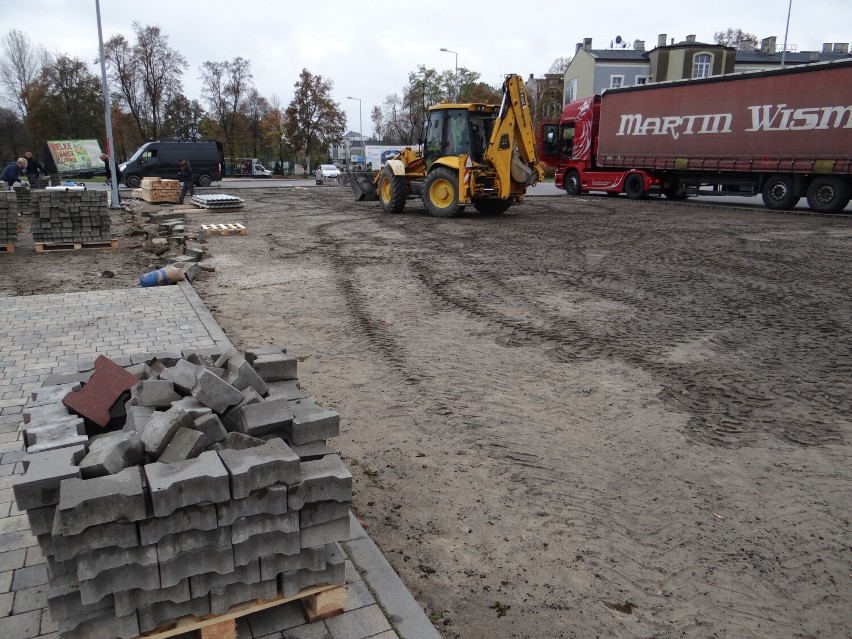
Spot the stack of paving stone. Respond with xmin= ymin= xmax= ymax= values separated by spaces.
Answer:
xmin=141 ymin=177 xmax=181 ymax=203
xmin=13 ymin=346 xmax=351 ymax=639
xmin=30 ymin=190 xmax=113 ymax=244
xmin=13 ymin=184 xmax=31 ymax=212
xmin=0 ymin=191 xmax=19 ymax=246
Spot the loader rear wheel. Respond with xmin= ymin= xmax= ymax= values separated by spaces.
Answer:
xmin=423 ymin=167 xmax=461 ymax=217
xmin=761 ymin=175 xmax=799 ymax=210
xmin=473 ymin=199 xmax=512 ymax=215
xmin=378 ymin=167 xmax=407 ymax=214
xmin=625 ymin=173 xmax=647 ymax=200
xmin=806 ymin=176 xmax=849 ymax=214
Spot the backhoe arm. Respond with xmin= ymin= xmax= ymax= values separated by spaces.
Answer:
xmin=483 ymin=74 xmax=545 ymax=197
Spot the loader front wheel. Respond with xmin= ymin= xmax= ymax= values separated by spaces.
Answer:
xmin=423 ymin=167 xmax=460 ymax=217
xmin=378 ymin=167 xmax=407 ymax=214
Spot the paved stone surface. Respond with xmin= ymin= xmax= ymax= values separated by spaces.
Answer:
xmin=0 ymin=283 xmax=440 ymax=639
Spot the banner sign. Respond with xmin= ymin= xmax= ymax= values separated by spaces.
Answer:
xmin=47 ymin=139 xmax=103 ymax=173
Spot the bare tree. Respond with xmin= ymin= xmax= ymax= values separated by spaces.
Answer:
xmin=244 ymin=88 xmax=270 ymax=158
xmin=133 ymin=24 xmax=187 ymax=137
xmin=0 ymin=29 xmax=46 ymax=118
xmin=103 ymin=23 xmax=186 ymax=140
xmin=714 ymin=28 xmax=759 ymax=50
xmin=201 ymin=58 xmax=253 ymax=158
xmin=548 ymin=56 xmax=572 ymax=75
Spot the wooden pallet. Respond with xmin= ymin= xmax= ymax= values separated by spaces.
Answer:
xmin=34 ymin=239 xmax=118 ymax=252
xmin=0 ymin=243 xmax=15 ymax=253
xmin=141 ymin=584 xmax=346 ymax=639
xmin=200 ymin=223 xmax=247 ymax=236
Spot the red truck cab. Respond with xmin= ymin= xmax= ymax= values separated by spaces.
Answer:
xmin=538 ymin=60 xmax=852 ymax=212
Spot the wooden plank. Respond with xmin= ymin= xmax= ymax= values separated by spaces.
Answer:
xmin=140 ymin=583 xmax=344 ymax=639
xmin=34 ymin=239 xmax=118 ymax=252
xmin=199 ymin=619 xmax=236 ymax=639
xmin=0 ymin=243 xmax=15 ymax=253
xmin=304 ymin=585 xmax=347 ymax=622
xmin=200 ymin=223 xmax=247 ymax=237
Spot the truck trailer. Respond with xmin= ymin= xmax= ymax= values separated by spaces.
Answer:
xmin=540 ymin=59 xmax=852 ymax=213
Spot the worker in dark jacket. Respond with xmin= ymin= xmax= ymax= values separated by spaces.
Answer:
xmin=0 ymin=158 xmax=26 ymax=190
xmin=24 ymin=151 xmax=45 ymax=188
xmin=177 ymin=158 xmax=195 ymax=204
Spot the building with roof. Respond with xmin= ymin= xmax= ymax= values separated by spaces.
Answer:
xmin=559 ymin=34 xmax=852 ymax=107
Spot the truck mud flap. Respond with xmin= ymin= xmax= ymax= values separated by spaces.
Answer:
xmin=347 ymin=171 xmax=379 ymax=202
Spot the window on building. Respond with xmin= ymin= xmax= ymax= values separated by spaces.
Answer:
xmin=635 ymin=75 xmax=650 ymax=85
xmin=564 ymin=78 xmax=578 ymax=105
xmin=610 ymin=75 xmax=624 ymax=88
xmin=692 ymin=53 xmax=712 ymax=78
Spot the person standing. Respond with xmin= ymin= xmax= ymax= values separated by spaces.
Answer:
xmin=177 ymin=158 xmax=195 ymax=204
xmin=99 ymin=152 xmax=122 ymax=203
xmin=0 ymin=158 xmax=26 ymax=190
xmin=24 ymin=151 xmax=45 ymax=189
xmin=99 ymin=152 xmax=121 ymax=187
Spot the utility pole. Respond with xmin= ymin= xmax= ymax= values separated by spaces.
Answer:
xmin=347 ymin=96 xmax=363 ymax=169
xmin=95 ymin=0 xmax=121 ymax=209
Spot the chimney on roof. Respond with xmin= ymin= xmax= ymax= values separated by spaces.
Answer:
xmin=810 ymin=51 xmax=820 ymax=61
xmin=634 ymin=39 xmax=645 ymax=51
xmin=658 ymin=33 xmax=667 ymax=47
xmin=671 ymin=38 xmax=675 ymax=45
xmin=575 ymin=42 xmax=583 ymax=54
xmin=833 ymin=42 xmax=849 ymax=53
xmin=685 ymin=34 xmax=696 ymax=44
xmin=583 ymin=37 xmax=593 ymax=51
xmin=822 ymin=42 xmax=833 ymax=53
xmin=761 ymin=36 xmax=777 ymax=54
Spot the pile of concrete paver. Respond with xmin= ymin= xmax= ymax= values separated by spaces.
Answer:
xmin=0 ymin=191 xmax=18 ymax=246
xmin=13 ymin=346 xmax=352 ymax=639
xmin=30 ymin=190 xmax=113 ymax=244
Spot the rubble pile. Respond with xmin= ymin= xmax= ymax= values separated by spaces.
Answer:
xmin=30 ymin=190 xmax=113 ymax=244
xmin=13 ymin=346 xmax=351 ymax=639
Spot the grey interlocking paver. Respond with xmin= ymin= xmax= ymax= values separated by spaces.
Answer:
xmin=0 ymin=285 xmax=440 ymax=639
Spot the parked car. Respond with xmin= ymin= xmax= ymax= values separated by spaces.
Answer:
xmin=315 ymin=164 xmax=341 ymax=184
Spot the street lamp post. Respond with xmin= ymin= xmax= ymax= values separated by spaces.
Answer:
xmin=346 ymin=96 xmax=363 ymax=169
xmin=440 ymin=47 xmax=458 ymax=101
xmin=781 ymin=0 xmax=793 ymax=67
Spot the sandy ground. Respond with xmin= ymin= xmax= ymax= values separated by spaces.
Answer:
xmin=2 ymin=187 xmax=850 ymax=638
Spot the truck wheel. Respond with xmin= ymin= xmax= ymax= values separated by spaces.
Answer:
xmin=761 ymin=175 xmax=799 ymax=210
xmin=473 ymin=199 xmax=512 ymax=215
xmin=423 ymin=167 xmax=461 ymax=217
xmin=378 ymin=167 xmax=407 ymax=214
xmin=564 ymin=170 xmax=582 ymax=196
xmin=125 ymin=175 xmax=141 ymax=188
xmin=625 ymin=174 xmax=647 ymax=200
xmin=806 ymin=176 xmax=850 ymax=214
xmin=198 ymin=174 xmax=212 ymax=187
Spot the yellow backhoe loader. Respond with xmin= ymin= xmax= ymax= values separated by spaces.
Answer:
xmin=349 ymin=74 xmax=544 ymax=217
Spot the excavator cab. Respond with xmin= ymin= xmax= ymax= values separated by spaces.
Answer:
xmin=422 ymin=108 xmax=496 ymax=169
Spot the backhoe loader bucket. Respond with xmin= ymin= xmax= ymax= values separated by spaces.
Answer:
xmin=346 ymin=170 xmax=379 ymax=201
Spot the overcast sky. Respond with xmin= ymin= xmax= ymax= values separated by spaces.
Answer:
xmin=4 ymin=0 xmax=849 ymax=137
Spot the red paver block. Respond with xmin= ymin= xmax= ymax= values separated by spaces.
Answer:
xmin=62 ymin=355 xmax=140 ymax=428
